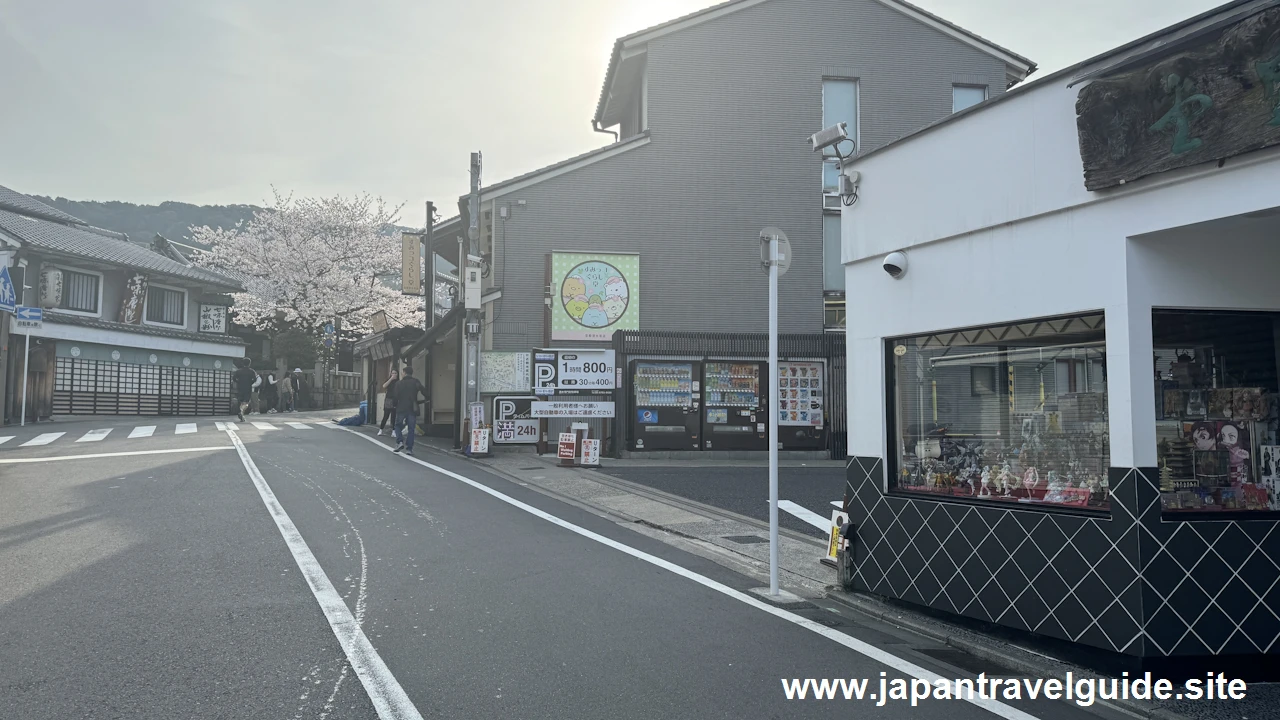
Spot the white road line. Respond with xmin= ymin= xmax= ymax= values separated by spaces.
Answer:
xmin=0 ymin=446 xmax=234 ymax=464
xmin=215 ymin=422 xmax=227 ymax=431
xmin=225 ymin=422 xmax=239 ymax=431
xmin=175 ymin=423 xmax=198 ymax=435
xmin=286 ymin=422 xmax=311 ymax=430
xmin=831 ymin=501 xmax=844 ymax=509
xmin=317 ymin=422 xmax=338 ymax=428
xmin=20 ymin=432 xmax=65 ymax=447
xmin=331 ymin=425 xmax=1040 ymax=720
xmin=76 ymin=429 xmax=113 ymax=442
xmin=0 ymin=437 xmax=13 ymax=446
xmin=778 ymin=500 xmax=831 ymax=531
xmin=251 ymin=421 xmax=277 ymax=430
xmin=129 ymin=426 xmax=156 ymax=438
xmin=225 ymin=429 xmax=424 ymax=720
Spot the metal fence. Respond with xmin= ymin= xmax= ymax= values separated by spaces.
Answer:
xmin=610 ymin=330 xmax=846 ymax=459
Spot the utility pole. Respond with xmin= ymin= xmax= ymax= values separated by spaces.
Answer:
xmin=463 ymin=152 xmax=483 ymax=442
xmin=424 ymin=201 xmax=436 ymax=332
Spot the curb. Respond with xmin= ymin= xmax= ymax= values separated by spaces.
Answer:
xmin=823 ymin=589 xmax=1191 ymax=720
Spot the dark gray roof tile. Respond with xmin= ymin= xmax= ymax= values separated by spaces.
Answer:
xmin=0 ymin=185 xmax=86 ymax=224
xmin=0 ymin=208 xmax=243 ymax=291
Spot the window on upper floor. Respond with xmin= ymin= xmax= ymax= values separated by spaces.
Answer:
xmin=62 ymin=268 xmax=102 ymax=315
xmin=144 ymin=284 xmax=186 ymax=326
xmin=822 ymin=212 xmax=844 ymax=293
xmin=952 ymin=84 xmax=987 ymax=113
xmin=821 ymin=79 xmax=858 ymax=159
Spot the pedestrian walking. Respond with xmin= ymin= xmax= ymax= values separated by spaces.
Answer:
xmin=260 ymin=372 xmax=279 ymax=413
xmin=232 ymin=358 xmax=257 ymax=422
xmin=291 ymin=369 xmax=305 ymax=411
xmin=279 ymin=369 xmax=295 ymax=413
xmin=249 ymin=370 xmax=262 ymax=414
xmin=391 ymin=366 xmax=428 ymax=456
xmin=377 ymin=369 xmax=399 ymax=436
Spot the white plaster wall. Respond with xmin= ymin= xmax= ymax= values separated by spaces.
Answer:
xmin=843 ymin=77 xmax=1280 ymax=265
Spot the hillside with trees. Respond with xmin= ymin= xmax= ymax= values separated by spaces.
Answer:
xmin=33 ymin=197 xmax=260 ymax=249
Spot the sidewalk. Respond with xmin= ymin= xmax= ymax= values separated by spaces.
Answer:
xmin=448 ymin=439 xmax=838 ymax=596
xmin=419 ymin=436 xmax=1277 ymax=720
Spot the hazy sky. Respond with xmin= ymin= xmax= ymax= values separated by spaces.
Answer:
xmin=1 ymin=0 xmax=1222 ymax=226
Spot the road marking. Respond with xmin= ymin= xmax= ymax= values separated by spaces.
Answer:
xmin=76 ymin=428 xmax=113 ymax=442
xmin=332 ymin=425 xmax=1040 ymax=720
xmin=20 ymin=432 xmax=65 ymax=446
xmin=778 ymin=500 xmax=830 ymax=531
xmin=225 ymin=429 xmax=424 ymax=720
xmin=129 ymin=425 xmax=156 ymax=438
xmin=286 ymin=422 xmax=311 ymax=429
xmin=0 ymin=446 xmax=233 ymax=464
xmin=0 ymin=437 xmax=12 ymax=446
xmin=831 ymin=500 xmax=844 ymax=509
xmin=175 ymin=423 xmax=198 ymax=434
xmin=252 ymin=421 xmax=277 ymax=430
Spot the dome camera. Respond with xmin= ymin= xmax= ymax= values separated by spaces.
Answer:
xmin=883 ymin=251 xmax=907 ymax=279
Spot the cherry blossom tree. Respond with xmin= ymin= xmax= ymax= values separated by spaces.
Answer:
xmin=190 ymin=190 xmax=422 ymax=335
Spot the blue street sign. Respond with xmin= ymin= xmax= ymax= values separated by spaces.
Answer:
xmin=15 ymin=305 xmax=42 ymax=330
xmin=323 ymin=337 xmax=334 ymax=348
xmin=0 ymin=265 xmax=15 ymax=313
xmin=324 ymin=323 xmax=335 ymax=335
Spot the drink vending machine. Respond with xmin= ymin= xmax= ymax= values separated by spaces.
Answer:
xmin=702 ymin=361 xmax=768 ymax=451
xmin=629 ymin=361 xmax=701 ymax=451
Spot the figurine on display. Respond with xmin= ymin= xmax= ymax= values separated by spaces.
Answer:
xmin=1023 ymin=467 xmax=1041 ymax=491
xmin=1046 ymin=470 xmax=1064 ymax=491
xmin=997 ymin=462 xmax=1014 ymax=496
xmin=980 ymin=466 xmax=993 ymax=497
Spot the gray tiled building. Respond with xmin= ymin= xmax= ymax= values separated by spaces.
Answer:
xmin=410 ymin=0 xmax=1034 ymax=439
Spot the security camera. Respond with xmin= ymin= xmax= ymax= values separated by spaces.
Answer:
xmin=883 ymin=251 xmax=907 ymax=278
xmin=808 ymin=122 xmax=849 ymax=154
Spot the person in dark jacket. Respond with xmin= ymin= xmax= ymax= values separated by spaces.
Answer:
xmin=260 ymin=372 xmax=279 ymax=413
xmin=391 ymin=366 xmax=428 ymax=456
xmin=232 ymin=358 xmax=257 ymax=422
xmin=377 ymin=369 xmax=399 ymax=436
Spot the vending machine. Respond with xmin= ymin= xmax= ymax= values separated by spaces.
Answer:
xmin=701 ymin=361 xmax=768 ymax=451
xmin=629 ymin=361 xmax=701 ymax=451
xmin=776 ymin=360 xmax=828 ymax=450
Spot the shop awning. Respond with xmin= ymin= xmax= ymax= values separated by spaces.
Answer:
xmin=401 ymin=305 xmax=462 ymax=360
xmin=353 ymin=326 xmax=425 ymax=361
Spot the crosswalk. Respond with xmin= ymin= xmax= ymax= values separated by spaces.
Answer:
xmin=1 ymin=420 xmax=328 ymax=449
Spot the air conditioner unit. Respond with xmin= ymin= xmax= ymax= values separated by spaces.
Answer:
xmin=40 ymin=268 xmax=63 ymax=308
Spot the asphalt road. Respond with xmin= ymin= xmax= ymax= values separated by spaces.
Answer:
xmin=0 ymin=415 xmax=1119 ymax=720
xmin=599 ymin=465 xmax=847 ymax=538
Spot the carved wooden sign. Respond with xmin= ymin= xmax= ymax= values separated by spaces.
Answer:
xmin=1076 ymin=7 xmax=1280 ymax=191
xmin=119 ymin=273 xmax=148 ymax=324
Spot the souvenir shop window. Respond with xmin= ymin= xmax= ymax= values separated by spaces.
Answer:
xmin=1153 ymin=310 xmax=1280 ymax=515
xmin=888 ymin=312 xmax=1110 ymax=511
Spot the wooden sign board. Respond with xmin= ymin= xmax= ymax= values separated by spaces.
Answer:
xmin=1076 ymin=7 xmax=1280 ymax=191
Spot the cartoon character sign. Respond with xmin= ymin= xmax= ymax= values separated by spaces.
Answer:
xmin=560 ymin=261 xmax=629 ymax=330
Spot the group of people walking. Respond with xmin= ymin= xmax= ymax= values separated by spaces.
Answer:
xmin=232 ymin=358 xmax=306 ymax=422
xmin=376 ymin=366 xmax=428 ymax=457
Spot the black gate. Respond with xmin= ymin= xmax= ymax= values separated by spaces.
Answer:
xmin=53 ymin=357 xmax=234 ymax=416
xmin=611 ymin=331 xmax=846 ymax=459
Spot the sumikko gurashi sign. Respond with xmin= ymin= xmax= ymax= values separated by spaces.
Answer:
xmin=551 ymin=252 xmax=638 ymax=341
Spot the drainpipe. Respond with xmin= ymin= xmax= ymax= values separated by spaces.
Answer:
xmin=592 ymin=120 xmax=618 ymax=143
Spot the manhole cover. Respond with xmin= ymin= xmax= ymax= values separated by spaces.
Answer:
xmin=723 ymin=535 xmax=769 ymax=544
xmin=916 ymin=647 xmax=1012 ymax=676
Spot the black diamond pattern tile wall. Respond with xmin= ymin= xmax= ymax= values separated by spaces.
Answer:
xmin=845 ymin=459 xmax=1280 ymax=658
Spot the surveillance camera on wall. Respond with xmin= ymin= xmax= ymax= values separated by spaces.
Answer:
xmin=809 ymin=122 xmax=849 ymax=154
xmin=883 ymin=251 xmax=907 ymax=278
